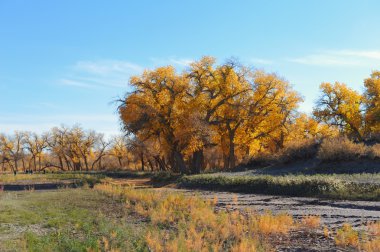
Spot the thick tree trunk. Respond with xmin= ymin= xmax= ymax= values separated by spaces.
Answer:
xmin=140 ymin=153 xmax=145 ymax=171
xmin=154 ymin=156 xmax=166 ymax=171
xmin=191 ymin=149 xmax=204 ymax=174
xmin=173 ymin=150 xmax=187 ymax=174
xmin=38 ymin=156 xmax=41 ymax=171
xmin=147 ymin=158 xmax=155 ymax=171
xmin=223 ymin=154 xmax=229 ymax=170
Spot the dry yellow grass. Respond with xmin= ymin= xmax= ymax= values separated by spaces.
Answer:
xmin=96 ymin=183 xmax=379 ymax=252
xmin=301 ymin=215 xmax=321 ymax=229
xmin=334 ymin=223 xmax=359 ymax=248
xmin=318 ymin=136 xmax=367 ymax=162
xmin=95 ymin=183 xmax=297 ymax=251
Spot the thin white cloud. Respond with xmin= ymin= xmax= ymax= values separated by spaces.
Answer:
xmin=59 ymin=60 xmax=144 ymax=89
xmin=74 ymin=60 xmax=143 ymax=75
xmin=288 ymin=50 xmax=380 ymax=67
xmin=333 ymin=50 xmax=380 ymax=60
xmin=60 ymin=78 xmax=96 ymax=89
xmin=250 ymin=58 xmax=273 ymax=65
xmin=150 ymin=57 xmax=194 ymax=68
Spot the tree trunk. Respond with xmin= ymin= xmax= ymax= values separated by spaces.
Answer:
xmin=38 ymin=156 xmax=41 ymax=171
xmin=173 ymin=150 xmax=187 ymax=174
xmin=14 ymin=159 xmax=18 ymax=172
xmin=140 ymin=153 xmax=145 ymax=171
xmin=154 ymin=156 xmax=166 ymax=171
xmin=147 ymin=158 xmax=155 ymax=171
xmin=223 ymin=154 xmax=229 ymax=170
xmin=191 ymin=149 xmax=204 ymax=174
xmin=21 ymin=158 xmax=26 ymax=172
xmin=58 ymin=156 xmax=64 ymax=170
xmin=84 ymin=156 xmax=89 ymax=171
xmin=98 ymin=157 xmax=102 ymax=170
xmin=228 ymin=132 xmax=235 ymax=169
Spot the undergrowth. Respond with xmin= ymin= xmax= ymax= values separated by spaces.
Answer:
xmin=179 ymin=174 xmax=380 ymax=200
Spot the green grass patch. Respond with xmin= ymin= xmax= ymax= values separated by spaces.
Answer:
xmin=0 ymin=189 xmax=147 ymax=251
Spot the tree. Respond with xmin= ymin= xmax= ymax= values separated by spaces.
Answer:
xmin=24 ymin=132 xmax=49 ymax=171
xmin=119 ymin=66 xmax=191 ymax=173
xmin=48 ymin=126 xmax=71 ymax=170
xmin=0 ymin=132 xmax=25 ymax=172
xmin=119 ymin=57 xmax=303 ymax=172
xmin=91 ymin=133 xmax=110 ymax=170
xmin=313 ymin=82 xmax=364 ymax=141
xmin=364 ymin=71 xmax=380 ymax=135
xmin=187 ymin=57 xmax=252 ymax=171
xmin=109 ymin=135 xmax=129 ymax=168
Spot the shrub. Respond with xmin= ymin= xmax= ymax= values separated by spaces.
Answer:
xmin=248 ymin=139 xmax=319 ymax=166
xmin=367 ymin=144 xmax=380 ymax=160
xmin=334 ymin=223 xmax=359 ymax=248
xmin=317 ymin=137 xmax=367 ymax=162
xmin=276 ymin=139 xmax=319 ymax=164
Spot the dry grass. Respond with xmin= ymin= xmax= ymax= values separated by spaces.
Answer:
xmin=249 ymin=139 xmax=319 ymax=166
xmin=361 ymin=221 xmax=380 ymax=252
xmin=95 ymin=182 xmax=380 ymax=251
xmin=334 ymin=223 xmax=360 ymax=248
xmin=95 ymin=183 xmax=302 ymax=251
xmin=317 ymin=136 xmax=367 ymax=162
xmin=333 ymin=222 xmax=380 ymax=251
xmin=300 ymin=215 xmax=321 ymax=229
xmin=276 ymin=139 xmax=319 ymax=164
xmin=250 ymin=136 xmax=380 ymax=167
xmin=367 ymin=144 xmax=380 ymax=160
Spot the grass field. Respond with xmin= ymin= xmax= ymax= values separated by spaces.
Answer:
xmin=0 ymin=188 xmax=147 ymax=251
xmin=0 ymin=182 xmax=379 ymax=251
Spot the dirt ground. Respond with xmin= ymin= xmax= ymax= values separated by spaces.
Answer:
xmin=109 ymin=178 xmax=380 ymax=230
xmin=2 ymin=178 xmax=378 ymax=251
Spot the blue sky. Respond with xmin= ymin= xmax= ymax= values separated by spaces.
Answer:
xmin=1 ymin=0 xmax=380 ymax=136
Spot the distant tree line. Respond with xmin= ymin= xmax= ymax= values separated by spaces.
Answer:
xmin=2 ymin=57 xmax=379 ymax=174
xmin=0 ymin=125 xmax=142 ymax=173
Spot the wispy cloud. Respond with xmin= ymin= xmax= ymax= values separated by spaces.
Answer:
xmin=74 ymin=60 xmax=143 ymax=75
xmin=288 ymin=50 xmax=380 ymax=67
xmin=250 ymin=58 xmax=273 ymax=65
xmin=150 ymin=57 xmax=194 ymax=68
xmin=59 ymin=60 xmax=144 ymax=89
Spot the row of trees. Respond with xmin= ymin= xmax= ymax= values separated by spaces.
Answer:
xmin=0 ymin=125 xmax=140 ymax=172
xmin=118 ymin=57 xmax=341 ymax=174
xmin=313 ymin=71 xmax=380 ymax=141
xmin=3 ymin=57 xmax=378 ymax=174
